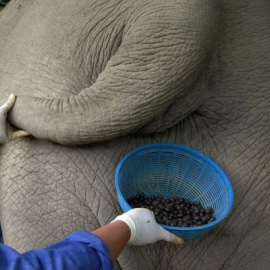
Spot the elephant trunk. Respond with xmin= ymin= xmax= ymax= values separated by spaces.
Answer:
xmin=8 ymin=2 xmax=220 ymax=145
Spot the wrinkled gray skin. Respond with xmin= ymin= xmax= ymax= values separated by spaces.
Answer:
xmin=0 ymin=0 xmax=270 ymax=269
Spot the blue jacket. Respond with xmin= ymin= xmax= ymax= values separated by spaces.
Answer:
xmin=0 ymin=231 xmax=113 ymax=270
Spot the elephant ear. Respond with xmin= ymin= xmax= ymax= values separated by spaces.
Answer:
xmin=8 ymin=0 xmax=220 ymax=145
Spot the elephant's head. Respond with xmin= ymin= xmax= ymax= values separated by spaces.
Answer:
xmin=0 ymin=0 xmax=220 ymax=145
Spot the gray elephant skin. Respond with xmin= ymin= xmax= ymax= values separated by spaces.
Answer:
xmin=0 ymin=0 xmax=270 ymax=269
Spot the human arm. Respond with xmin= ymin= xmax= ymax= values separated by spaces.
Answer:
xmin=92 ymin=220 xmax=130 ymax=261
xmin=0 ymin=231 xmax=113 ymax=270
xmin=93 ymin=208 xmax=184 ymax=260
xmin=0 ymin=208 xmax=183 ymax=269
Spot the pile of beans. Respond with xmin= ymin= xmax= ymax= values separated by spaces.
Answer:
xmin=127 ymin=193 xmax=216 ymax=227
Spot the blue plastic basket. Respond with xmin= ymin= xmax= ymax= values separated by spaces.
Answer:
xmin=115 ymin=143 xmax=234 ymax=241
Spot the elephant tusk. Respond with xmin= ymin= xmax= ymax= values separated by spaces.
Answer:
xmin=11 ymin=130 xmax=30 ymax=140
xmin=0 ymin=94 xmax=30 ymax=144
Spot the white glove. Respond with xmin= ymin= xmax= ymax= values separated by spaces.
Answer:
xmin=112 ymin=208 xmax=184 ymax=246
xmin=0 ymin=94 xmax=30 ymax=144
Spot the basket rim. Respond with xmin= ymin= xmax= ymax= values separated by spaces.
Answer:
xmin=115 ymin=143 xmax=234 ymax=231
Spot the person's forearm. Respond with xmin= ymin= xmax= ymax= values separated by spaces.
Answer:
xmin=92 ymin=220 xmax=130 ymax=261
xmin=0 ymin=231 xmax=114 ymax=270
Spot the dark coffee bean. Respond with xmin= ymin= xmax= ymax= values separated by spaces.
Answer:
xmin=157 ymin=218 xmax=162 ymax=224
xmin=194 ymin=201 xmax=202 ymax=207
xmin=170 ymin=221 xmax=177 ymax=226
xmin=159 ymin=212 xmax=164 ymax=218
xmin=176 ymin=205 xmax=183 ymax=211
xmin=182 ymin=223 xmax=188 ymax=227
xmin=161 ymin=217 xmax=167 ymax=224
xmin=193 ymin=216 xmax=201 ymax=221
xmin=196 ymin=221 xmax=203 ymax=226
xmin=205 ymin=208 xmax=214 ymax=215
xmin=165 ymin=220 xmax=171 ymax=225
xmin=187 ymin=221 xmax=193 ymax=226
xmin=152 ymin=200 xmax=159 ymax=206
xmin=209 ymin=217 xmax=216 ymax=222
xmin=201 ymin=217 xmax=208 ymax=223
xmin=184 ymin=215 xmax=192 ymax=221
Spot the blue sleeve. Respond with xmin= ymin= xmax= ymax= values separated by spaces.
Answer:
xmin=0 ymin=231 xmax=113 ymax=270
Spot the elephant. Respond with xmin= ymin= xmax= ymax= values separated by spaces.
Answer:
xmin=0 ymin=0 xmax=270 ymax=269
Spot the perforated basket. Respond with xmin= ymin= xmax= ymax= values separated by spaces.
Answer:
xmin=115 ymin=143 xmax=234 ymax=241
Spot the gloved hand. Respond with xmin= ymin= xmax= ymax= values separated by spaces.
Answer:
xmin=112 ymin=208 xmax=184 ymax=245
xmin=0 ymin=94 xmax=30 ymax=144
